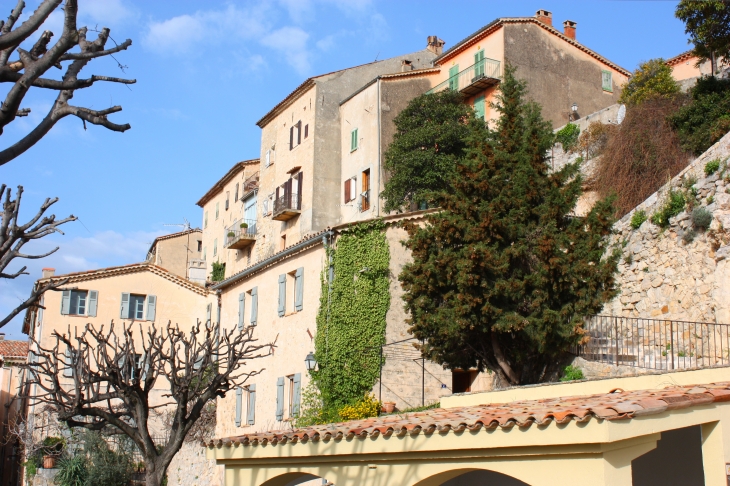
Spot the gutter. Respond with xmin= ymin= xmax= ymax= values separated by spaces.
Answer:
xmin=212 ymin=230 xmax=334 ymax=290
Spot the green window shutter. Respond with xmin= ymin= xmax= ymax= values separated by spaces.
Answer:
xmin=63 ymin=349 xmax=73 ymax=377
xmin=350 ymin=129 xmax=358 ymax=151
xmin=294 ymin=267 xmax=304 ymax=312
xmin=277 ymin=275 xmax=286 ymax=317
xmin=235 ymin=387 xmax=243 ymax=427
xmin=206 ymin=303 xmax=212 ymax=324
xmin=120 ymin=293 xmax=130 ymax=319
xmin=276 ymin=377 xmax=285 ymax=421
xmin=87 ymin=290 xmax=98 ymax=317
xmin=602 ymin=71 xmax=613 ymax=92
xmin=238 ymin=293 xmax=245 ymax=330
xmin=247 ymin=384 xmax=256 ymax=425
xmin=449 ymin=64 xmax=459 ymax=90
xmin=474 ymin=50 xmax=485 ymax=77
xmin=145 ymin=295 xmax=156 ymax=321
xmin=250 ymin=287 xmax=258 ymax=325
xmin=292 ymin=373 xmax=301 ymax=416
xmin=61 ymin=290 xmax=71 ymax=315
xmin=474 ymin=95 xmax=485 ymax=120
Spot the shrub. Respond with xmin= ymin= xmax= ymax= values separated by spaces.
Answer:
xmin=651 ymin=190 xmax=686 ymax=227
xmin=82 ymin=432 xmax=135 ymax=486
xmin=670 ymin=77 xmax=730 ymax=155
xmin=575 ymin=121 xmax=613 ymax=159
xmin=692 ymin=207 xmax=713 ymax=230
xmin=619 ymin=59 xmax=681 ymax=106
xmin=630 ymin=210 xmax=647 ymax=229
xmin=708 ymin=194 xmax=715 ymax=204
xmin=56 ymin=455 xmax=88 ymax=486
xmin=555 ymin=123 xmax=580 ymax=152
xmin=559 ymin=365 xmax=585 ymax=382
xmin=210 ymin=261 xmax=225 ymax=282
xmin=338 ymin=394 xmax=381 ymax=421
xmin=683 ymin=228 xmax=698 ymax=243
xmin=705 ymin=159 xmax=721 ymax=175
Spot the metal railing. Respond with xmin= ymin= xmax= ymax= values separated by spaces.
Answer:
xmin=273 ymin=193 xmax=301 ymax=214
xmin=427 ymin=58 xmax=501 ymax=94
xmin=242 ymin=171 xmax=259 ymax=197
xmin=574 ymin=315 xmax=730 ymax=370
xmin=225 ymin=219 xmax=257 ymax=244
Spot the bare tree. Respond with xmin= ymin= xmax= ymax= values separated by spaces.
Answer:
xmin=0 ymin=0 xmax=135 ymax=165
xmin=26 ymin=320 xmax=273 ymax=486
xmin=0 ymin=184 xmax=75 ymax=328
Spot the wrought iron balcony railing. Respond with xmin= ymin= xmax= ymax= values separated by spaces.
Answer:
xmin=224 ymin=218 xmax=257 ymax=249
xmin=241 ymin=171 xmax=259 ymax=200
xmin=427 ymin=58 xmax=501 ymax=96
xmin=272 ymin=193 xmax=301 ymax=221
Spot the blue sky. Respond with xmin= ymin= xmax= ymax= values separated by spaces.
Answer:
xmin=0 ymin=0 xmax=688 ymax=338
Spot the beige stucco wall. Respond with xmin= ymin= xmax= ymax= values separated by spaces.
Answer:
xmin=671 ymin=56 xmax=715 ymax=81
xmin=152 ymin=231 xmax=202 ymax=279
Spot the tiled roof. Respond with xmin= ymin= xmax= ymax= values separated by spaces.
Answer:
xmin=666 ymin=50 xmax=695 ymax=66
xmin=196 ymin=159 xmax=260 ymax=207
xmin=0 ymin=340 xmax=28 ymax=359
xmin=207 ymin=381 xmax=730 ymax=448
xmin=434 ymin=17 xmax=630 ymax=76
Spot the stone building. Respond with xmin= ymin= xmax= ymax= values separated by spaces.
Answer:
xmin=146 ymin=228 xmax=203 ymax=282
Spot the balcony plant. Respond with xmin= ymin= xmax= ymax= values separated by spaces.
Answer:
xmin=240 ymin=222 xmax=248 ymax=229
xmin=227 ymin=231 xmax=235 ymax=238
xmin=42 ymin=436 xmax=65 ymax=468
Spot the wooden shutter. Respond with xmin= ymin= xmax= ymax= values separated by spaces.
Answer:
xmin=276 ymin=377 xmax=285 ymax=421
xmin=120 ymin=293 xmax=130 ymax=319
xmin=289 ymin=126 xmax=294 ymax=150
xmin=474 ymin=95 xmax=485 ymax=120
xmin=247 ymin=384 xmax=256 ymax=425
xmin=206 ymin=303 xmax=212 ymax=323
xmin=297 ymin=172 xmax=303 ymax=210
xmin=63 ymin=349 xmax=72 ymax=377
xmin=265 ymin=149 xmax=270 ymax=167
xmin=278 ymin=275 xmax=286 ymax=317
xmin=292 ymin=373 xmax=302 ymax=416
xmin=294 ymin=267 xmax=304 ymax=312
xmin=296 ymin=121 xmax=302 ymax=145
xmin=146 ymin=295 xmax=157 ymax=321
xmin=238 ymin=293 xmax=245 ymax=330
xmin=344 ymin=179 xmax=350 ymax=202
xmin=250 ymin=287 xmax=258 ymax=325
xmin=88 ymin=290 xmax=98 ymax=317
xmin=235 ymin=387 xmax=243 ymax=427
xmin=61 ymin=290 xmax=71 ymax=315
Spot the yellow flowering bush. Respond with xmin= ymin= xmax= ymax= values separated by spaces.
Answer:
xmin=338 ymin=394 xmax=381 ymax=421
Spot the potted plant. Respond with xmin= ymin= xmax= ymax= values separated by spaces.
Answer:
xmin=227 ymin=231 xmax=235 ymax=238
xmin=381 ymin=401 xmax=396 ymax=414
xmin=41 ymin=436 xmax=65 ymax=469
xmin=240 ymin=222 xmax=248 ymax=229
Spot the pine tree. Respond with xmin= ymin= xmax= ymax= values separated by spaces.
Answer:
xmin=381 ymin=89 xmax=472 ymax=213
xmin=400 ymin=66 xmax=620 ymax=386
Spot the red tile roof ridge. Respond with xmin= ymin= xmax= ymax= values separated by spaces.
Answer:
xmin=207 ymin=381 xmax=730 ymax=448
xmin=0 ymin=340 xmax=29 ymax=359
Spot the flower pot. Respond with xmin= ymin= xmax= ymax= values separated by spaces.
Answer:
xmin=240 ymin=223 xmax=248 ymax=229
xmin=381 ymin=402 xmax=396 ymax=413
xmin=227 ymin=232 xmax=235 ymax=237
xmin=43 ymin=454 xmax=58 ymax=469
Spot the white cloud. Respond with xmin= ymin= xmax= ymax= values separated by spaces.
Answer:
xmin=261 ymin=27 xmax=311 ymax=75
xmin=316 ymin=34 xmax=337 ymax=52
xmin=79 ymin=0 xmax=136 ymax=26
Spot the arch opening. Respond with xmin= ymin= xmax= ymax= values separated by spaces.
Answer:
xmin=259 ymin=472 xmax=327 ymax=486
xmin=415 ymin=468 xmax=531 ymax=486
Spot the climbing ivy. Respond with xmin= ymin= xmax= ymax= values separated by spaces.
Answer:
xmin=312 ymin=220 xmax=391 ymax=410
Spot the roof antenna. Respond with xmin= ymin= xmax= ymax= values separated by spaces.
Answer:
xmin=374 ymin=51 xmax=380 ymax=62
xmin=163 ymin=218 xmax=191 ymax=231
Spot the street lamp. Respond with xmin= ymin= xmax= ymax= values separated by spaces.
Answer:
xmin=570 ymin=103 xmax=578 ymax=121
xmin=305 ymin=351 xmax=317 ymax=371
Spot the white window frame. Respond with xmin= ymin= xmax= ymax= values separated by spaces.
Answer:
xmin=69 ymin=289 xmax=88 ymax=316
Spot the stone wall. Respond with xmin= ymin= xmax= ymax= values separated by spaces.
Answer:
xmin=166 ymin=442 xmax=223 ymax=486
xmin=605 ymin=131 xmax=730 ymax=323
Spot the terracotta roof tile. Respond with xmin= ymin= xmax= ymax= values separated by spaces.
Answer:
xmin=207 ymin=382 xmax=730 ymax=448
xmin=0 ymin=340 xmax=28 ymax=359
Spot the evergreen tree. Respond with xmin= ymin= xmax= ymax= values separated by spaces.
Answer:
xmin=676 ymin=0 xmax=730 ymax=76
xmin=381 ymin=89 xmax=472 ymax=213
xmin=400 ymin=66 xmax=620 ymax=386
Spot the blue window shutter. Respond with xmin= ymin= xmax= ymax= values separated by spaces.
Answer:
xmin=277 ymin=275 xmax=286 ymax=317
xmin=206 ymin=303 xmax=211 ymax=324
xmin=292 ymin=373 xmax=301 ymax=416
xmin=474 ymin=95 xmax=485 ymax=120
xmin=235 ymin=387 xmax=243 ymax=427
xmin=60 ymin=290 xmax=71 ymax=315
xmin=140 ymin=352 xmax=148 ymax=382
xmin=247 ymin=384 xmax=256 ymax=425
xmin=63 ymin=349 xmax=72 ymax=377
xmin=294 ymin=267 xmax=304 ymax=312
xmin=120 ymin=293 xmax=130 ymax=319
xmin=238 ymin=293 xmax=245 ymax=330
xmin=276 ymin=377 xmax=284 ymax=421
xmin=146 ymin=295 xmax=157 ymax=321
xmin=250 ymin=287 xmax=258 ymax=325
xmin=87 ymin=290 xmax=98 ymax=317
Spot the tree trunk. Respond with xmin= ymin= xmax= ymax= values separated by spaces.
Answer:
xmin=491 ymin=330 xmax=520 ymax=385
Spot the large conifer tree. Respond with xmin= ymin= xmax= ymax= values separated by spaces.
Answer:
xmin=400 ymin=66 xmax=620 ymax=386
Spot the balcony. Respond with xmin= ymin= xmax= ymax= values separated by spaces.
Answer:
xmin=427 ymin=58 xmax=501 ymax=96
xmin=241 ymin=171 xmax=259 ymax=200
xmin=272 ymin=193 xmax=301 ymax=221
xmin=224 ymin=219 xmax=257 ymax=249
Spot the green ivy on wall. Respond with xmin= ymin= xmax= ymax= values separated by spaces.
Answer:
xmin=312 ymin=220 xmax=391 ymax=410
xmin=210 ymin=261 xmax=225 ymax=282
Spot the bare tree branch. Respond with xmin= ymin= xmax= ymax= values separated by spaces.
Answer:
xmin=0 ymin=0 xmax=61 ymax=51
xmin=26 ymin=320 xmax=274 ymax=486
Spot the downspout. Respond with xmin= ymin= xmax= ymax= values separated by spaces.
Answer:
xmin=376 ymin=78 xmax=382 ymax=217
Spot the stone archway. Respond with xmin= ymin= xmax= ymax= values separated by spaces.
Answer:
xmin=414 ymin=468 xmax=531 ymax=486
xmin=259 ymin=472 xmax=325 ymax=486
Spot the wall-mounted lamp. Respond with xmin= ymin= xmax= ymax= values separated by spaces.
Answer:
xmin=305 ymin=351 xmax=317 ymax=371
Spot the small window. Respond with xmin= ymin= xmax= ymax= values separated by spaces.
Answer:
xmin=602 ymin=70 xmax=613 ymax=92
xmin=290 ymin=121 xmax=302 ymax=150
xmin=130 ymin=294 xmax=145 ymax=320
xmin=350 ymin=128 xmax=358 ymax=152
xmin=213 ymin=239 xmax=218 ymax=257
xmin=126 ymin=354 xmax=142 ymax=380
xmin=360 ymin=169 xmax=370 ymax=212
xmin=265 ymin=149 xmax=271 ymax=167
xmin=235 ymin=183 xmax=239 ymax=202
xmin=304 ymin=124 xmax=309 ymax=139
xmin=197 ymin=240 xmax=202 ymax=252
xmin=215 ymin=202 xmax=219 ymax=220
xmin=225 ymin=191 xmax=230 ymax=210
xmin=69 ymin=290 xmax=88 ymax=316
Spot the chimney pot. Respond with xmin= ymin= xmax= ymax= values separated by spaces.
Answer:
xmin=401 ymin=60 xmax=413 ymax=72
xmin=535 ymin=9 xmax=553 ymax=26
xmin=42 ymin=268 xmax=55 ymax=278
xmin=427 ymin=35 xmax=445 ymax=56
xmin=0 ymin=333 xmax=5 ymax=340
xmin=563 ymin=20 xmax=577 ymax=40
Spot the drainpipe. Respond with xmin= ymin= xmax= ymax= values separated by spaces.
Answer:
xmin=376 ymin=78 xmax=382 ymax=217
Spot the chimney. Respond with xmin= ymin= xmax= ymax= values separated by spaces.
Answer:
xmin=535 ymin=9 xmax=552 ymax=26
xmin=427 ymin=36 xmax=445 ymax=56
xmin=0 ymin=333 xmax=5 ymax=340
xmin=42 ymin=268 xmax=55 ymax=278
xmin=563 ymin=20 xmax=577 ymax=40
xmin=401 ymin=60 xmax=413 ymax=72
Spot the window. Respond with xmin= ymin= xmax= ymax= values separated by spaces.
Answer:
xmin=61 ymin=289 xmax=98 ymax=316
xmin=360 ymin=169 xmax=370 ymax=212
xmin=225 ymin=192 xmax=230 ymax=210
xmin=125 ymin=354 xmax=142 ymax=380
xmin=237 ymin=385 xmax=256 ymax=426
xmin=234 ymin=183 xmax=239 ymax=202
xmin=344 ymin=177 xmax=356 ymax=203
xmin=197 ymin=240 xmax=202 ymax=252
xmin=215 ymin=202 xmax=219 ymax=220
xmin=265 ymin=149 xmax=271 ymax=167
xmin=304 ymin=124 xmax=309 ymax=139
xmin=278 ymin=268 xmax=304 ymax=316
xmin=213 ymin=239 xmax=218 ymax=257
xmin=602 ymin=70 xmax=613 ymax=92
xmin=474 ymin=95 xmax=485 ymax=120
xmin=204 ymin=211 xmax=208 ymax=228
xmin=448 ymin=64 xmax=459 ymax=91
xmin=350 ymin=128 xmax=358 ymax=152
xmin=474 ymin=49 xmax=485 ymax=78
xmin=289 ymin=121 xmax=302 ymax=150
xmin=120 ymin=293 xmax=156 ymax=321
xmin=276 ymin=374 xmax=300 ymax=421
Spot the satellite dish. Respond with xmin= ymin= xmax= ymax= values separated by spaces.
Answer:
xmin=616 ymin=104 xmax=626 ymax=125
